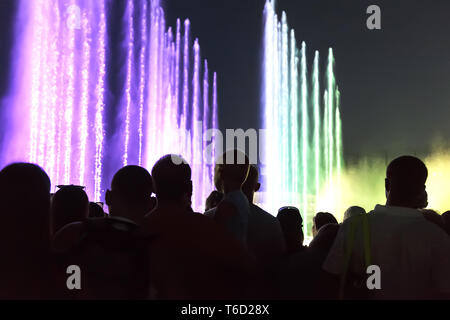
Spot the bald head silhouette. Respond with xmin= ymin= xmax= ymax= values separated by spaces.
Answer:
xmin=385 ymin=156 xmax=428 ymax=209
xmin=151 ymin=154 xmax=193 ymax=206
xmin=51 ymin=185 xmax=89 ymax=234
xmin=105 ymin=165 xmax=154 ymax=224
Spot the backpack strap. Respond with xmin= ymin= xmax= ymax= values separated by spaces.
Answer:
xmin=339 ymin=214 xmax=359 ymax=299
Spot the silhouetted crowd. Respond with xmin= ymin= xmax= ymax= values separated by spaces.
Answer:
xmin=0 ymin=150 xmax=449 ymax=300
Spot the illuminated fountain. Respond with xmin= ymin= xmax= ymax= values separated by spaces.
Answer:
xmin=261 ymin=0 xmax=343 ymax=236
xmin=1 ymin=0 xmax=218 ymax=211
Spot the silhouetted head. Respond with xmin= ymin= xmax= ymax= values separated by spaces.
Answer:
xmin=151 ymin=155 xmax=192 ymax=208
xmin=89 ymin=202 xmax=105 ymax=218
xmin=242 ymin=165 xmax=260 ymax=204
xmin=51 ymin=186 xmax=89 ymax=234
xmin=312 ymin=212 xmax=338 ymax=237
xmin=385 ymin=156 xmax=428 ymax=209
xmin=0 ymin=163 xmax=51 ymax=250
xmin=344 ymin=206 xmax=366 ymax=221
xmin=105 ymin=165 xmax=155 ymax=224
xmin=214 ymin=150 xmax=250 ymax=194
xmin=309 ymin=223 xmax=340 ymax=253
xmin=205 ymin=190 xmax=224 ymax=211
xmin=277 ymin=206 xmax=304 ymax=253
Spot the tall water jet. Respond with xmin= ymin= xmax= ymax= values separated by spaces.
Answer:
xmin=326 ymin=48 xmax=336 ymax=194
xmin=2 ymin=0 xmax=218 ymax=212
xmin=300 ymin=41 xmax=308 ymax=232
xmin=7 ymin=0 xmax=108 ymax=201
xmin=262 ymin=0 xmax=343 ymax=237
xmin=313 ymin=51 xmax=321 ymax=213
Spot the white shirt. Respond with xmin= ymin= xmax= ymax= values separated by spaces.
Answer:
xmin=323 ymin=204 xmax=450 ymax=299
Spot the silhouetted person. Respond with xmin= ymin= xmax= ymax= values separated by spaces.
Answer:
xmin=0 ymin=163 xmax=54 ymax=298
xmin=277 ymin=206 xmax=306 ymax=255
xmin=242 ymin=164 xmax=286 ymax=263
xmin=105 ymin=165 xmax=156 ymax=225
xmin=240 ymin=164 xmax=286 ymax=298
xmin=51 ymin=185 xmax=89 ymax=235
xmin=51 ymin=165 xmax=154 ymax=299
xmin=309 ymin=223 xmax=340 ymax=253
xmin=53 ymin=218 xmax=149 ymax=299
xmin=385 ymin=156 xmax=429 ymax=209
xmin=140 ymin=154 xmax=256 ymax=299
xmin=279 ymin=223 xmax=340 ymax=300
xmin=443 ymin=211 xmax=450 ymax=235
xmin=312 ymin=212 xmax=338 ymax=237
xmin=52 ymin=219 xmax=149 ymax=300
xmin=205 ymin=190 xmax=223 ymax=211
xmin=344 ymin=206 xmax=366 ymax=221
xmin=89 ymin=202 xmax=105 ymax=218
xmin=206 ymin=150 xmax=251 ymax=247
xmin=323 ymin=155 xmax=450 ymax=299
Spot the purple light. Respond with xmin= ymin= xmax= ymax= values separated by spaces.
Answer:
xmin=192 ymin=39 xmax=200 ymax=209
xmin=146 ymin=1 xmax=159 ymax=169
xmin=175 ymin=19 xmax=181 ymax=124
xmin=202 ymin=60 xmax=210 ymax=207
xmin=4 ymin=0 xmax=218 ymax=211
xmin=79 ymin=4 xmax=91 ymax=186
xmin=38 ymin=0 xmax=49 ymax=169
xmin=94 ymin=3 xmax=106 ymax=202
xmin=63 ymin=2 xmax=76 ymax=185
xmin=212 ymin=72 xmax=218 ymax=165
xmin=123 ymin=0 xmax=135 ymax=167
xmin=138 ymin=0 xmax=147 ymax=167
xmin=29 ymin=0 xmax=44 ymax=164
xmin=182 ymin=19 xmax=190 ymax=122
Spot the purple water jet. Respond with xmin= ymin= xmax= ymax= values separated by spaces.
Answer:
xmin=1 ymin=0 xmax=218 ymax=212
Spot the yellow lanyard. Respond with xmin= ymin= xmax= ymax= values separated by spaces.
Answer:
xmin=339 ymin=213 xmax=372 ymax=299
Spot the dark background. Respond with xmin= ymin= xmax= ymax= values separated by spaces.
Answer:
xmin=2 ymin=0 xmax=450 ymax=163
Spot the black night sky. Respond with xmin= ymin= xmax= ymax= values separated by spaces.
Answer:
xmin=1 ymin=0 xmax=450 ymax=163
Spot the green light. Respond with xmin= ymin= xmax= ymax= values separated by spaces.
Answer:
xmin=262 ymin=1 xmax=344 ymax=236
